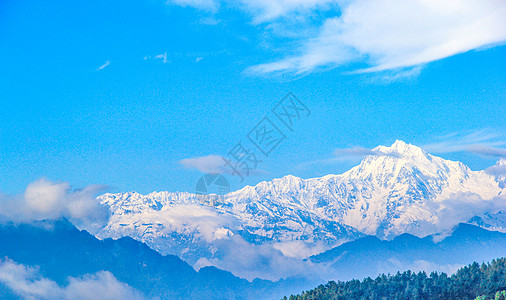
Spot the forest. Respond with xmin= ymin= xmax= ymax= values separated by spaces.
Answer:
xmin=285 ymin=258 xmax=506 ymax=300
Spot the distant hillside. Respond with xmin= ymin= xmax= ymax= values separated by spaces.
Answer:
xmin=287 ymin=257 xmax=506 ymax=300
xmin=2 ymin=220 xmax=505 ymax=299
xmin=0 ymin=219 xmax=310 ymax=299
xmin=310 ymin=223 xmax=506 ymax=281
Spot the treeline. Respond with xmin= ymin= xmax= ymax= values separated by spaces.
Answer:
xmin=285 ymin=258 xmax=506 ymax=300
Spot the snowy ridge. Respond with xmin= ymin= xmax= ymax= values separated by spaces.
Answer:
xmin=224 ymin=140 xmax=503 ymax=238
xmin=95 ymin=140 xmax=505 ymax=270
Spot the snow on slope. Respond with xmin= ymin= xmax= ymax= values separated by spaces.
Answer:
xmin=223 ymin=140 xmax=503 ymax=238
xmin=95 ymin=140 xmax=505 ymax=275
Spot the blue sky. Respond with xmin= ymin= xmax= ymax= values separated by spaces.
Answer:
xmin=0 ymin=0 xmax=505 ymax=194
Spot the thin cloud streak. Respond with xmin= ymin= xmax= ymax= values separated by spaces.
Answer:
xmin=97 ymin=61 xmax=110 ymax=70
xmin=299 ymin=130 xmax=506 ymax=171
xmin=179 ymin=155 xmax=228 ymax=174
xmin=154 ymin=52 xmax=169 ymax=63
xmin=169 ymin=0 xmax=219 ymax=12
xmin=297 ymin=145 xmax=399 ymax=169
xmin=179 ymin=154 xmax=267 ymax=176
xmin=422 ymin=129 xmax=506 ymax=158
xmin=334 ymin=146 xmax=385 ymax=157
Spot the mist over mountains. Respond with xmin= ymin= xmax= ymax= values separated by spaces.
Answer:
xmin=0 ymin=220 xmax=504 ymax=299
xmin=93 ymin=141 xmax=505 ymax=280
xmin=0 ymin=219 xmax=310 ymax=299
xmin=0 ymin=141 xmax=505 ymax=298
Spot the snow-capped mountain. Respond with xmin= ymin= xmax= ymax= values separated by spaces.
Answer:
xmin=95 ymin=140 xmax=505 ymax=276
xmin=96 ymin=190 xmax=363 ymax=263
xmin=223 ymin=140 xmax=503 ymax=238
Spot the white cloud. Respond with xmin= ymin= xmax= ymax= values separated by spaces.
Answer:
xmin=62 ymin=272 xmax=143 ymax=300
xmin=297 ymin=145 xmax=400 ymax=169
xmin=194 ymin=234 xmax=332 ymax=281
xmin=422 ymin=129 xmax=506 ymax=157
xmin=432 ymin=193 xmax=505 ymax=230
xmin=333 ymin=146 xmax=399 ymax=158
xmin=155 ymin=52 xmax=168 ymax=63
xmin=247 ymin=0 xmax=506 ymax=74
xmin=165 ymin=0 xmax=506 ymax=75
xmin=168 ymin=0 xmax=334 ymax=19
xmin=467 ymin=145 xmax=506 ymax=157
xmin=169 ymin=0 xmax=219 ymax=11
xmin=239 ymin=0 xmax=338 ymax=23
xmin=0 ymin=259 xmax=143 ymax=300
xmin=179 ymin=154 xmax=228 ymax=174
xmin=24 ymin=179 xmax=70 ymax=217
xmin=398 ymin=192 xmax=506 ymax=240
xmin=369 ymin=66 xmax=422 ymax=83
xmin=0 ymin=178 xmax=109 ymax=234
xmin=97 ymin=61 xmax=110 ymax=70
xmin=155 ymin=204 xmax=237 ymax=242
xmin=99 ymin=199 xmax=330 ymax=281
xmin=272 ymin=240 xmax=332 ymax=259
xmin=146 ymin=52 xmax=169 ymax=63
xmin=486 ymin=159 xmax=506 ymax=177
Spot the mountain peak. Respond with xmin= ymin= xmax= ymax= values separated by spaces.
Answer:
xmin=392 ymin=139 xmax=409 ymax=148
xmin=371 ymin=140 xmax=428 ymax=160
xmin=390 ymin=140 xmax=424 ymax=154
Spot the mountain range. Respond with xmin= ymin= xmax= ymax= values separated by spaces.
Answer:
xmin=311 ymin=223 xmax=506 ymax=281
xmin=93 ymin=140 xmax=505 ymax=280
xmin=1 ymin=220 xmax=504 ymax=299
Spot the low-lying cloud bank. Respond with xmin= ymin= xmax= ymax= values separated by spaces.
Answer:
xmin=0 ymin=259 xmax=143 ymax=300
xmin=0 ymin=178 xmax=109 ymax=234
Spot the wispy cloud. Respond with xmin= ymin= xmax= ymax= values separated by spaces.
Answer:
xmin=170 ymin=0 xmax=336 ymax=22
xmin=145 ymin=52 xmax=170 ymax=63
xmin=0 ymin=178 xmax=109 ymax=234
xmin=368 ymin=66 xmax=423 ymax=84
xmin=169 ymin=0 xmax=219 ymax=12
xmin=467 ymin=145 xmax=506 ymax=157
xmin=248 ymin=0 xmax=506 ymax=75
xmin=0 ymin=259 xmax=143 ymax=300
xmin=179 ymin=154 xmax=227 ymax=174
xmin=154 ymin=52 xmax=169 ymax=63
xmin=297 ymin=145 xmax=399 ymax=169
xmin=422 ymin=129 xmax=506 ymax=158
xmin=298 ymin=131 xmax=506 ymax=171
xmin=195 ymin=234 xmax=333 ymax=281
xmin=333 ymin=146 xmax=390 ymax=157
xmin=179 ymin=154 xmax=267 ymax=176
xmin=97 ymin=61 xmax=110 ymax=70
xmin=240 ymin=0 xmax=337 ymax=23
xmin=165 ymin=0 xmax=506 ymax=76
xmin=199 ymin=16 xmax=221 ymax=26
